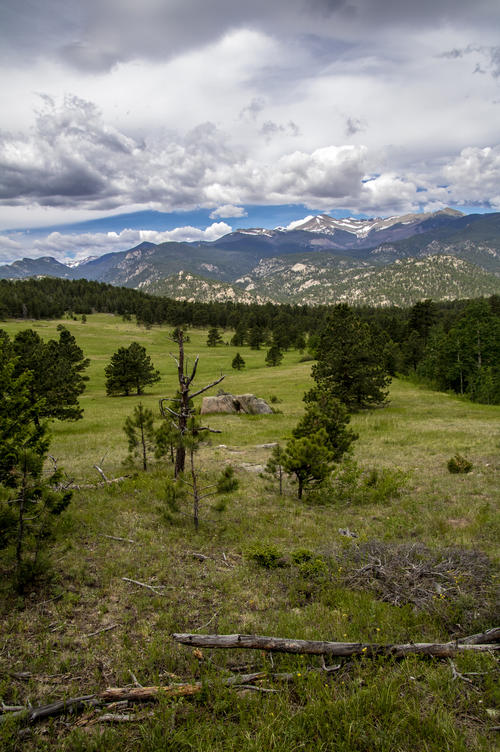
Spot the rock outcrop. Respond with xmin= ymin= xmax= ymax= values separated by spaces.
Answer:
xmin=200 ymin=393 xmax=273 ymax=415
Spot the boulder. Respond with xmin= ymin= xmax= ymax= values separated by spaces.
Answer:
xmin=200 ymin=393 xmax=273 ymax=415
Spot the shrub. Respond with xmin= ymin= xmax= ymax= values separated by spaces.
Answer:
xmin=447 ymin=454 xmax=473 ymax=474
xmin=246 ymin=543 xmax=285 ymax=569
xmin=291 ymin=548 xmax=314 ymax=564
xmin=306 ymin=459 xmax=408 ymax=506
xmin=217 ymin=465 xmax=239 ymax=493
xmin=160 ymin=477 xmax=187 ymax=524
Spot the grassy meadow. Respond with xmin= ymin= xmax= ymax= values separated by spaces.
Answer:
xmin=0 ymin=313 xmax=499 ymax=751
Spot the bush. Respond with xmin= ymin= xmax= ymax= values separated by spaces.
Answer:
xmin=306 ymin=459 xmax=408 ymax=506
xmin=291 ymin=548 xmax=314 ymax=564
xmin=447 ymin=454 xmax=473 ymax=474
xmin=216 ymin=465 xmax=239 ymax=493
xmin=160 ymin=477 xmax=187 ymax=524
xmin=246 ymin=543 xmax=285 ymax=569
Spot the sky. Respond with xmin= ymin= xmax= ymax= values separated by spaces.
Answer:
xmin=1 ymin=0 xmax=500 ymax=263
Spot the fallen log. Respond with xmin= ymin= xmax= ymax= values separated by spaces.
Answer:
xmin=0 ymin=695 xmax=98 ymax=725
xmin=456 ymin=627 xmax=500 ymax=645
xmin=0 ymin=673 xmax=277 ymax=726
xmin=100 ymin=672 xmax=274 ymax=702
xmin=172 ymin=632 xmax=500 ymax=658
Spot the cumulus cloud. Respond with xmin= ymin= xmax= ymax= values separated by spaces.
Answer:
xmin=0 ymin=97 xmax=371 ymax=212
xmin=0 ymin=234 xmax=24 ymax=262
xmin=443 ymin=146 xmax=500 ymax=206
xmin=209 ymin=205 xmax=247 ymax=219
xmin=28 ymin=222 xmax=232 ymax=262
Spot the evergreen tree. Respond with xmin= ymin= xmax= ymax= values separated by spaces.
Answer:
xmin=282 ymin=429 xmax=333 ymax=499
xmin=265 ymin=443 xmax=284 ymax=495
xmin=12 ymin=326 xmax=90 ymax=423
xmin=418 ymin=300 xmax=500 ymax=402
xmin=155 ymin=419 xmax=178 ymax=464
xmin=265 ymin=343 xmax=283 ymax=367
xmin=206 ymin=327 xmax=223 ymax=347
xmin=408 ymin=299 xmax=437 ymax=342
xmin=295 ymin=384 xmax=357 ymax=461
xmin=123 ymin=403 xmax=156 ymax=470
xmin=105 ymin=342 xmax=160 ymax=396
xmin=0 ymin=336 xmax=71 ymax=590
xmin=171 ymin=327 xmax=190 ymax=343
xmin=248 ymin=326 xmax=265 ymax=350
xmin=232 ymin=352 xmax=246 ymax=370
xmin=312 ymin=304 xmax=390 ymax=411
xmin=231 ymin=324 xmax=247 ymax=347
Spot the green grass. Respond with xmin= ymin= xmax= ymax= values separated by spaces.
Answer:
xmin=0 ymin=313 xmax=499 ymax=751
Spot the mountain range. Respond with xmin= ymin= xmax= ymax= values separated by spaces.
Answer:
xmin=2 ymin=209 xmax=500 ymax=307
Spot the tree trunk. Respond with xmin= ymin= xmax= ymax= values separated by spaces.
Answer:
xmin=174 ymin=330 xmax=187 ymax=477
xmin=172 ymin=632 xmax=500 ymax=658
xmin=190 ymin=447 xmax=199 ymax=531
xmin=140 ymin=420 xmax=147 ymax=471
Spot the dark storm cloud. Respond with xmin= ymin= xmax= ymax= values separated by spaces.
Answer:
xmin=1 ymin=0 xmax=498 ymax=71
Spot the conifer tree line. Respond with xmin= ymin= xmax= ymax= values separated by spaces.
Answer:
xmin=1 ymin=277 xmax=499 ymax=402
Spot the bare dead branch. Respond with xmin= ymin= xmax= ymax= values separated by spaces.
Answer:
xmin=84 ymin=624 xmax=119 ymax=638
xmin=168 ymin=352 xmax=180 ymax=369
xmin=93 ymin=465 xmax=108 ymax=483
xmin=121 ymin=578 xmax=165 ymax=595
xmin=190 ymin=374 xmax=225 ymax=400
xmin=129 ymin=671 xmax=143 ymax=688
xmin=188 ymin=355 xmax=200 ymax=385
xmin=172 ymin=632 xmax=500 ymax=658
xmin=100 ymin=535 xmax=138 ymax=544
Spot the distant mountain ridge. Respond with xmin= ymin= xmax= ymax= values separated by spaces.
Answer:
xmin=1 ymin=209 xmax=500 ymax=307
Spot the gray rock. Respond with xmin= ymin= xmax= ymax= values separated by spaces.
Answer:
xmin=201 ymin=393 xmax=273 ymax=415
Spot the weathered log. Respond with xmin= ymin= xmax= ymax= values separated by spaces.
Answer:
xmin=100 ymin=684 xmax=201 ymax=702
xmin=100 ymin=672 xmax=272 ymax=702
xmin=172 ymin=632 xmax=500 ymax=658
xmin=0 ymin=695 xmax=98 ymax=725
xmin=456 ymin=627 xmax=500 ymax=645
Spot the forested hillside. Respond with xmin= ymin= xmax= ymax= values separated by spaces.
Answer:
xmin=1 ymin=277 xmax=499 ymax=404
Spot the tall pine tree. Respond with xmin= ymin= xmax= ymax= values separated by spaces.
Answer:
xmin=312 ymin=304 xmax=390 ymax=411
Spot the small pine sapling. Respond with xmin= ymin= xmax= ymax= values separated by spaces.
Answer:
xmin=123 ymin=403 xmax=156 ymax=470
xmin=265 ymin=443 xmax=285 ymax=495
xmin=216 ymin=465 xmax=239 ymax=493
xmin=282 ymin=429 xmax=334 ymax=499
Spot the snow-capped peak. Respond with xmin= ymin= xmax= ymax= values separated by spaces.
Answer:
xmin=65 ymin=255 xmax=99 ymax=267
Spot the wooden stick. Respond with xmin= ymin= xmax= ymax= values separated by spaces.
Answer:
xmin=84 ymin=624 xmax=119 ymax=638
xmin=93 ymin=464 xmax=108 ymax=482
xmin=172 ymin=632 xmax=500 ymax=658
xmin=101 ymin=535 xmax=138 ymax=544
xmin=122 ymin=578 xmax=165 ymax=595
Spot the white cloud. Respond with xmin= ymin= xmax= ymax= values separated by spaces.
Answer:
xmin=1 ymin=0 xmax=500 ymax=236
xmin=0 ymin=234 xmax=23 ymax=250
xmin=209 ymin=205 xmax=247 ymax=219
xmin=28 ymin=222 xmax=232 ymax=262
xmin=443 ymin=146 xmax=500 ymax=205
